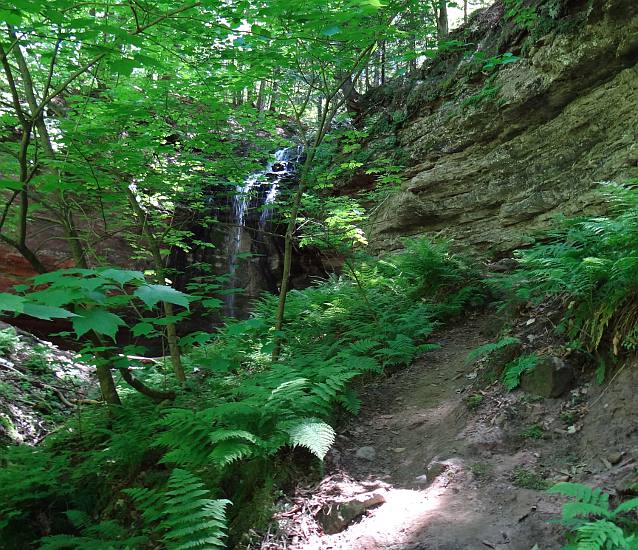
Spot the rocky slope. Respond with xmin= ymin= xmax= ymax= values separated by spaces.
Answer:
xmin=360 ymin=0 xmax=638 ymax=253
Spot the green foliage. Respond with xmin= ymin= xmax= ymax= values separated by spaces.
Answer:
xmin=467 ymin=336 xmax=521 ymax=363
xmin=549 ymin=482 xmax=638 ymax=549
xmin=520 ymin=424 xmax=544 ymax=439
xmin=481 ymin=52 xmax=521 ymax=72
xmin=503 ymin=353 xmax=538 ymax=391
xmin=462 ymin=84 xmax=501 ymax=107
xmin=0 ymin=326 xmax=18 ymax=356
xmin=466 ymin=394 xmax=485 ymax=410
xmin=512 ymin=468 xmax=549 ymax=490
xmin=127 ymin=469 xmax=230 ymax=550
xmin=40 ymin=517 xmax=148 ymax=550
xmin=496 ymin=182 xmax=638 ymax=354
xmin=0 ymin=237 xmax=482 ymax=547
xmin=1 ymin=268 xmax=191 ymax=342
xmin=504 ymin=0 xmax=539 ymax=29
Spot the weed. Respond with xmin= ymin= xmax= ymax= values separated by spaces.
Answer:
xmin=23 ymin=345 xmax=53 ymax=374
xmin=0 ymin=327 xmax=18 ymax=357
xmin=471 ymin=462 xmax=493 ymax=480
xmin=466 ymin=394 xmax=485 ymax=410
xmin=512 ymin=467 xmax=549 ymax=490
xmin=520 ymin=424 xmax=544 ymax=439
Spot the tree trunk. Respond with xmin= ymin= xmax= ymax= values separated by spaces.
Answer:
xmin=340 ymin=75 xmax=364 ymax=116
xmin=119 ymin=367 xmax=175 ymax=401
xmin=96 ymin=362 xmax=121 ymax=405
xmin=437 ymin=0 xmax=449 ymax=39
xmin=126 ymin=189 xmax=185 ymax=383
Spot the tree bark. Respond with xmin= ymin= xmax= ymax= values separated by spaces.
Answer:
xmin=96 ymin=362 xmax=121 ymax=405
xmin=126 ymin=189 xmax=185 ymax=383
xmin=437 ymin=0 xmax=449 ymax=39
xmin=119 ymin=367 xmax=176 ymax=401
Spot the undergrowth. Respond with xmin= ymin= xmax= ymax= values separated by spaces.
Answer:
xmin=495 ymin=181 xmax=638 ymax=358
xmin=0 ymin=237 xmax=484 ymax=548
xmin=550 ymin=482 xmax=638 ymax=549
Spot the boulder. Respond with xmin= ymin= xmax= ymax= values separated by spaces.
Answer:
xmin=521 ymin=356 xmax=574 ymax=398
xmin=317 ymin=491 xmax=386 ymax=534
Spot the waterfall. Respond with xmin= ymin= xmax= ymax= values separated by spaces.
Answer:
xmin=225 ymin=145 xmax=303 ymax=317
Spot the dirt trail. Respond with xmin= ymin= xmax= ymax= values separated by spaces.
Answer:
xmin=273 ymin=313 xmax=568 ymax=550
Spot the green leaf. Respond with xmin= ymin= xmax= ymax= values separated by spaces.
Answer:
xmin=134 ymin=284 xmax=190 ymax=309
xmin=72 ymin=309 xmax=126 ymax=340
xmin=0 ymin=179 xmax=22 ymax=191
xmin=108 ymin=57 xmax=138 ymax=76
xmin=0 ymin=9 xmax=22 ymax=25
xmin=132 ymin=322 xmax=156 ymax=337
xmin=201 ymin=298 xmax=223 ymax=310
xmin=322 ymin=26 xmax=341 ymax=36
xmin=101 ymin=269 xmax=145 ymax=286
xmin=0 ymin=293 xmax=25 ymax=313
xmin=22 ymin=303 xmax=76 ymax=320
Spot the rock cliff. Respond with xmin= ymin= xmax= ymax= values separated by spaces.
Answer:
xmin=363 ymin=0 xmax=638 ymax=253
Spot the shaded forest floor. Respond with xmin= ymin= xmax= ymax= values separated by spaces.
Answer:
xmin=260 ymin=313 xmax=638 ymax=550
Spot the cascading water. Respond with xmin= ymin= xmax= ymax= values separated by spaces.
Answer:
xmin=224 ymin=145 xmax=304 ymax=316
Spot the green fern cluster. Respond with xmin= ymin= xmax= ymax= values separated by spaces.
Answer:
xmin=550 ymin=482 xmax=638 ymax=549
xmin=496 ymin=182 xmax=638 ymax=355
xmin=0 ymin=236 xmax=482 ymax=548
xmin=125 ymin=469 xmax=230 ymax=549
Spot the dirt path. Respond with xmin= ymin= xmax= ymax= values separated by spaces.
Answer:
xmin=270 ymin=313 xmax=568 ymax=550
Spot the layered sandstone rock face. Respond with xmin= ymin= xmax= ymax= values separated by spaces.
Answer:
xmin=366 ymin=0 xmax=638 ymax=253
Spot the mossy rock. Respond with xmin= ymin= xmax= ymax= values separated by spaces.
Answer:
xmin=521 ymin=356 xmax=574 ymax=398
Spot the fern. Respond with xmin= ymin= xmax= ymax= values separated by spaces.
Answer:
xmin=39 ymin=517 xmax=148 ymax=549
xmin=502 ymin=353 xmax=537 ymax=391
xmin=550 ymin=483 xmax=638 ymax=549
xmin=286 ymin=418 xmax=336 ymax=460
xmin=466 ymin=336 xmax=520 ymax=363
xmin=0 ymin=236 xmax=483 ymax=547
xmin=496 ymin=182 xmax=638 ymax=353
xmin=127 ymin=469 xmax=231 ymax=550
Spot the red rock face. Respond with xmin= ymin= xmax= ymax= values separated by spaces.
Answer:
xmin=0 ymin=244 xmax=77 ymax=343
xmin=0 ymin=243 xmax=75 ymax=293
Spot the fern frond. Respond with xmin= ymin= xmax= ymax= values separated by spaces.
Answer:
xmin=563 ymin=502 xmax=612 ymax=521
xmin=549 ymin=483 xmax=610 ymax=509
xmin=209 ymin=429 xmax=258 ymax=445
xmin=466 ymin=336 xmax=520 ymax=363
xmin=286 ymin=418 xmax=335 ymax=460
xmin=209 ymin=441 xmax=254 ymax=466
xmin=502 ymin=354 xmax=537 ymax=391
xmin=574 ymin=520 xmax=627 ymax=550
xmin=612 ymin=497 xmax=638 ymax=517
xmin=162 ymin=469 xmax=231 ymax=550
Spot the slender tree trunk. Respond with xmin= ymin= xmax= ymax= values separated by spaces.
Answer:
xmin=10 ymin=30 xmax=89 ymax=269
xmin=256 ymin=79 xmax=267 ymax=113
xmin=437 ymin=0 xmax=449 ymax=39
xmin=126 ymin=189 xmax=185 ymax=383
xmin=464 ymin=0 xmax=468 ymax=24
xmin=269 ymin=77 xmax=279 ymax=111
xmin=96 ymin=362 xmax=121 ymax=405
xmin=380 ymin=41 xmax=386 ymax=85
xmin=272 ymin=105 xmax=334 ymax=360
xmin=119 ymin=367 xmax=175 ymax=401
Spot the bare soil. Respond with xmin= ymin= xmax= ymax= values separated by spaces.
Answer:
xmin=260 ymin=312 xmax=638 ymax=550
